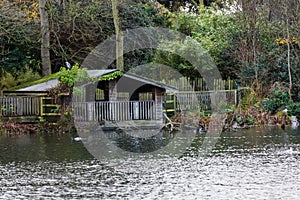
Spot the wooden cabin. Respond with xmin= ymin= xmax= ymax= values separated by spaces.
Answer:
xmin=74 ymin=70 xmax=177 ymax=123
xmin=0 ymin=70 xmax=177 ymax=124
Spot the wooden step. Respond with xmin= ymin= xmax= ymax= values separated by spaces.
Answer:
xmin=41 ymin=113 xmax=61 ymax=116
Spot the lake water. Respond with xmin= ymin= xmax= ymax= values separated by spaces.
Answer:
xmin=1 ymin=127 xmax=300 ymax=199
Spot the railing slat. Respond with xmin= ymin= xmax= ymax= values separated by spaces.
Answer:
xmin=174 ymin=90 xmax=237 ymax=111
xmin=0 ymin=96 xmax=41 ymax=117
xmin=72 ymin=100 xmax=156 ymax=122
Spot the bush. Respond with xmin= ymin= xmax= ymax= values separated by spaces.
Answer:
xmin=286 ymin=102 xmax=300 ymax=118
xmin=261 ymin=89 xmax=289 ymax=114
xmin=57 ymin=64 xmax=89 ymax=87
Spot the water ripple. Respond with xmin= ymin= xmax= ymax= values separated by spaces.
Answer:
xmin=0 ymin=127 xmax=300 ymax=199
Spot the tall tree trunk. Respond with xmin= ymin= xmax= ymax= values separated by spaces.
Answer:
xmin=286 ymin=18 xmax=292 ymax=100
xmin=252 ymin=0 xmax=258 ymax=82
xmin=39 ymin=0 xmax=51 ymax=76
xmin=111 ymin=0 xmax=124 ymax=71
xmin=198 ymin=0 xmax=204 ymax=12
xmin=199 ymin=0 xmax=204 ymax=7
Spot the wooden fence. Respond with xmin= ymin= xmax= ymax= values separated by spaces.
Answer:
xmin=73 ymin=100 xmax=155 ymax=122
xmin=173 ymin=90 xmax=238 ymax=111
xmin=0 ymin=96 xmax=40 ymax=117
xmin=162 ymin=77 xmax=236 ymax=91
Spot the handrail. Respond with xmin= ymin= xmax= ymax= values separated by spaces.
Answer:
xmin=0 ymin=96 xmax=41 ymax=117
xmin=73 ymin=100 xmax=155 ymax=122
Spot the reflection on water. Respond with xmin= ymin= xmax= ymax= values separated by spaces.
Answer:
xmin=104 ymin=129 xmax=175 ymax=153
xmin=0 ymin=134 xmax=93 ymax=163
xmin=0 ymin=127 xmax=300 ymax=199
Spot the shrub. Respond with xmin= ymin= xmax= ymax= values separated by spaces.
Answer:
xmin=261 ymin=89 xmax=289 ymax=114
xmin=57 ymin=63 xmax=90 ymax=87
xmin=286 ymin=102 xmax=300 ymax=118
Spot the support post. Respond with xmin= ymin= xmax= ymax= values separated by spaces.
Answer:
xmin=109 ymin=80 xmax=117 ymax=120
xmin=154 ymin=88 xmax=163 ymax=122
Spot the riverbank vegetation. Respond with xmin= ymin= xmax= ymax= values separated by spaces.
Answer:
xmin=0 ymin=0 xmax=299 ymax=132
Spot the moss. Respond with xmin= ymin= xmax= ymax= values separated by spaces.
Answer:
xmin=99 ymin=71 xmax=123 ymax=81
xmin=7 ymin=72 xmax=59 ymax=91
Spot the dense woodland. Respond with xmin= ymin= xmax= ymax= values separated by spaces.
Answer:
xmin=0 ymin=0 xmax=299 ymax=115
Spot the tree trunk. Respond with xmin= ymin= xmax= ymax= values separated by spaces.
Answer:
xmin=199 ymin=0 xmax=204 ymax=7
xmin=286 ymin=18 xmax=292 ymax=100
xmin=111 ymin=0 xmax=124 ymax=71
xmin=39 ymin=0 xmax=51 ymax=76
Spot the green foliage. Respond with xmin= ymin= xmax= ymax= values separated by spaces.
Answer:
xmin=0 ymin=46 xmax=40 ymax=74
xmin=142 ymin=2 xmax=170 ymax=26
xmin=159 ymin=6 xmax=239 ymax=79
xmin=154 ymin=37 xmax=216 ymax=80
xmin=225 ymin=104 xmax=235 ymax=113
xmin=228 ymin=1 xmax=300 ymax=96
xmin=17 ymin=67 xmax=41 ymax=84
xmin=1 ymin=0 xmax=169 ymax=76
xmin=286 ymin=102 xmax=300 ymax=118
xmin=1 ymin=0 xmax=299 ymax=101
xmin=164 ymin=1 xmax=300 ymax=98
xmin=99 ymin=71 xmax=123 ymax=81
xmin=239 ymin=88 xmax=260 ymax=109
xmin=199 ymin=110 xmax=206 ymax=118
xmin=1 ymin=68 xmax=41 ymax=94
xmin=170 ymin=7 xmax=238 ymax=61
xmin=157 ymin=0 xmax=226 ymax=12
xmin=247 ymin=115 xmax=254 ymax=125
xmin=0 ymin=1 xmax=40 ymax=74
xmin=0 ymin=72 xmax=16 ymax=94
xmin=261 ymin=89 xmax=289 ymax=114
xmin=169 ymin=12 xmax=197 ymax=35
xmin=191 ymin=8 xmax=238 ymax=65
xmin=48 ymin=0 xmax=164 ymax=72
xmin=8 ymin=73 xmax=57 ymax=91
xmin=57 ymin=64 xmax=90 ymax=87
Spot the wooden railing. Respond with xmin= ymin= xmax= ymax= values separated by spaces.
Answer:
xmin=73 ymin=100 xmax=155 ymax=122
xmin=0 ymin=96 xmax=40 ymax=117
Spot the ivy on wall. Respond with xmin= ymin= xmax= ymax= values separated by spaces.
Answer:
xmin=99 ymin=71 xmax=123 ymax=81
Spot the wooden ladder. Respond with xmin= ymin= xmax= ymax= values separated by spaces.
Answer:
xmin=40 ymin=97 xmax=61 ymax=123
xmin=163 ymin=93 xmax=177 ymax=117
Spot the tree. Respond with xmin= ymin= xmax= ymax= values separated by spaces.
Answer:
xmin=160 ymin=5 xmax=239 ymax=79
xmin=0 ymin=0 xmax=40 ymax=74
xmin=111 ymin=0 xmax=124 ymax=70
xmin=39 ymin=0 xmax=51 ymax=76
xmin=262 ymin=0 xmax=300 ymax=99
xmin=46 ymin=0 xmax=163 ymax=71
xmin=279 ymin=0 xmax=300 ymax=100
xmin=0 ymin=0 xmax=170 ymax=93
xmin=228 ymin=0 xmax=278 ymax=95
xmin=236 ymin=0 xmax=261 ymax=82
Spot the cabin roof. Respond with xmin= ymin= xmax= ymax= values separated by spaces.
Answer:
xmin=7 ymin=69 xmax=177 ymax=93
xmin=17 ymin=79 xmax=59 ymax=92
xmin=87 ymin=69 xmax=117 ymax=78
xmin=87 ymin=70 xmax=177 ymax=92
xmin=123 ymin=72 xmax=177 ymax=92
xmin=15 ymin=69 xmax=117 ymax=92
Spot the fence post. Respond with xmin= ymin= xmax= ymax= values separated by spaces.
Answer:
xmin=234 ymin=89 xmax=238 ymax=106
